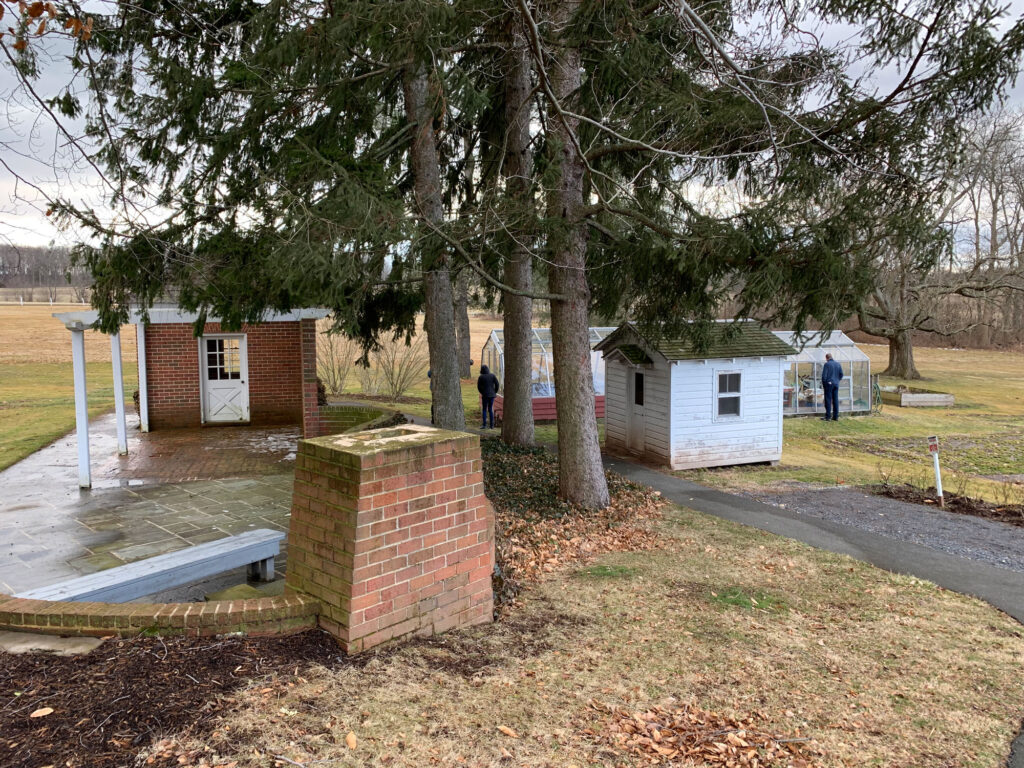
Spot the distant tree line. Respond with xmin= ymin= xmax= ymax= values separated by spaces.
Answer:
xmin=0 ymin=245 xmax=91 ymax=301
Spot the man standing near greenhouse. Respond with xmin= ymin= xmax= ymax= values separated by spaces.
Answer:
xmin=477 ymin=365 xmax=500 ymax=429
xmin=821 ymin=353 xmax=844 ymax=422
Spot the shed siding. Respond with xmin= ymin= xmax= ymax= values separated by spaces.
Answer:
xmin=668 ymin=357 xmax=784 ymax=470
xmin=604 ymin=360 xmax=628 ymax=452
xmin=640 ymin=361 xmax=672 ymax=463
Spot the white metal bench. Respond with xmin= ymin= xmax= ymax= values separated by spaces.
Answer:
xmin=15 ymin=528 xmax=285 ymax=603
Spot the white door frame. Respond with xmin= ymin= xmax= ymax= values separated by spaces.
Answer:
xmin=198 ymin=334 xmax=250 ymax=424
xmin=626 ymin=367 xmax=645 ymax=454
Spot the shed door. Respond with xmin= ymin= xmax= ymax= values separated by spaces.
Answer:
xmin=201 ymin=335 xmax=249 ymax=423
xmin=627 ymin=369 xmax=645 ymax=453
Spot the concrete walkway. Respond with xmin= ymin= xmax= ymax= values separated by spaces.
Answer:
xmin=602 ymin=453 xmax=1024 ymax=768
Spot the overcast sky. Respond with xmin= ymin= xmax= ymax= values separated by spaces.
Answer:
xmin=2 ymin=3 xmax=1024 ymax=249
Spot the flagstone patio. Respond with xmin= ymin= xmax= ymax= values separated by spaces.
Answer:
xmin=0 ymin=413 xmax=297 ymax=595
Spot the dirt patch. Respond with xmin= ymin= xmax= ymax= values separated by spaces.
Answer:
xmin=396 ymin=600 xmax=589 ymax=679
xmin=869 ymin=483 xmax=1024 ymax=528
xmin=0 ymin=631 xmax=346 ymax=768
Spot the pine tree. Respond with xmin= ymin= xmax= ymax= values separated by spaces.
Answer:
xmin=12 ymin=0 xmax=1024 ymax=508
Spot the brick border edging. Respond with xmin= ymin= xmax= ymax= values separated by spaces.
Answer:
xmin=0 ymin=593 xmax=320 ymax=638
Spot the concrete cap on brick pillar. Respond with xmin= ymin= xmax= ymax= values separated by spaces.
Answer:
xmin=305 ymin=423 xmax=473 ymax=457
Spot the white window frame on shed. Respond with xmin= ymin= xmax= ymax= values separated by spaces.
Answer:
xmin=715 ymin=369 xmax=742 ymax=420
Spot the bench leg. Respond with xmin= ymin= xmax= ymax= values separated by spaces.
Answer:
xmin=248 ymin=556 xmax=275 ymax=582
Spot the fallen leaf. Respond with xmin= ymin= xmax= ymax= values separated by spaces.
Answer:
xmin=497 ymin=725 xmax=519 ymax=738
xmin=29 ymin=707 xmax=53 ymax=718
xmin=345 ymin=732 xmax=357 ymax=750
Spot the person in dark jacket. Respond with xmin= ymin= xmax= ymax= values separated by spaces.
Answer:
xmin=477 ymin=365 xmax=500 ymax=429
xmin=821 ymin=353 xmax=844 ymax=422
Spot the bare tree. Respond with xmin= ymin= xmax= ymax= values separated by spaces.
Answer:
xmin=859 ymin=109 xmax=1024 ymax=379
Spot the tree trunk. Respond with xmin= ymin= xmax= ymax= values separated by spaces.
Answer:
xmin=454 ymin=270 xmax=472 ymax=378
xmin=544 ymin=0 xmax=609 ymax=509
xmin=883 ymin=329 xmax=921 ymax=380
xmin=500 ymin=20 xmax=536 ymax=448
xmin=403 ymin=67 xmax=466 ymax=430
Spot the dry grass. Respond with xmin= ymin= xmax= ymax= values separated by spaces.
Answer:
xmin=0 ymin=303 xmax=139 ymax=364
xmin=147 ymin=507 xmax=1024 ymax=768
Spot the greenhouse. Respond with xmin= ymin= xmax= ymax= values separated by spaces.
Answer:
xmin=480 ymin=327 xmax=616 ymax=420
xmin=773 ymin=331 xmax=872 ymax=416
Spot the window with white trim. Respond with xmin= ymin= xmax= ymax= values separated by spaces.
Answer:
xmin=717 ymin=372 xmax=741 ymax=417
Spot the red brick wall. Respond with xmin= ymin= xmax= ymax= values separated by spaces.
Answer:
xmin=145 ymin=321 xmax=305 ymax=430
xmin=287 ymin=426 xmax=494 ymax=653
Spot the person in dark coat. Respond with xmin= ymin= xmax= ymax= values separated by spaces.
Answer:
xmin=821 ymin=353 xmax=844 ymax=422
xmin=477 ymin=365 xmax=500 ymax=429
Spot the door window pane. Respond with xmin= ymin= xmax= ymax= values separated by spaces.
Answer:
xmin=634 ymin=372 xmax=644 ymax=406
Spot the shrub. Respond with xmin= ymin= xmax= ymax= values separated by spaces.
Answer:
xmin=376 ymin=334 xmax=429 ymax=403
xmin=317 ymin=332 xmax=359 ymax=396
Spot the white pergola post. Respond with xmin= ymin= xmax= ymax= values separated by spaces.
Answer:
xmin=136 ymin=323 xmax=149 ymax=432
xmin=110 ymin=330 xmax=128 ymax=454
xmin=69 ymin=324 xmax=91 ymax=489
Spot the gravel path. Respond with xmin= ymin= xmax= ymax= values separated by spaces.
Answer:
xmin=744 ymin=485 xmax=1024 ymax=575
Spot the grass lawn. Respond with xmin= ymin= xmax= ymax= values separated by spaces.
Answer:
xmin=678 ymin=344 xmax=1024 ymax=501
xmin=154 ymin=504 xmax=1024 ymax=767
xmin=0 ymin=361 xmax=139 ymax=471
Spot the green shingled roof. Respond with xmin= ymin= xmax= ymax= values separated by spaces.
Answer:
xmin=598 ymin=322 xmax=796 ymax=361
xmin=615 ymin=344 xmax=652 ymax=364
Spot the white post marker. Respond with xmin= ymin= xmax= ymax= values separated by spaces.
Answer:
xmin=110 ymin=330 xmax=128 ymax=455
xmin=69 ymin=324 xmax=92 ymax=489
xmin=928 ymin=435 xmax=943 ymax=508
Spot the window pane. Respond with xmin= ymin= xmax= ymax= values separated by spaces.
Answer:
xmin=634 ymin=372 xmax=644 ymax=406
xmin=718 ymin=396 xmax=740 ymax=416
xmin=206 ymin=339 xmax=219 ymax=354
xmin=718 ymin=372 xmax=740 ymax=393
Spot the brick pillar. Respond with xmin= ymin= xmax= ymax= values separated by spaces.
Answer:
xmin=300 ymin=318 xmax=321 ymax=437
xmin=286 ymin=424 xmax=494 ymax=653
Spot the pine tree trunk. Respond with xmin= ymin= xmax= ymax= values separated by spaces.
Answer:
xmin=454 ymin=271 xmax=472 ymax=378
xmin=545 ymin=0 xmax=610 ymax=509
xmin=403 ymin=67 xmax=466 ymax=430
xmin=883 ymin=329 xmax=921 ymax=380
xmin=500 ymin=23 xmax=536 ymax=448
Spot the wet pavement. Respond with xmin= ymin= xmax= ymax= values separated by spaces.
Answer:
xmin=0 ymin=413 xmax=297 ymax=594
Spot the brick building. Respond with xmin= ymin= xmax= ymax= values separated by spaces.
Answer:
xmin=54 ymin=305 xmax=330 ymax=488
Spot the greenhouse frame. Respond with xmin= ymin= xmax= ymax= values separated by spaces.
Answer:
xmin=773 ymin=331 xmax=872 ymax=416
xmin=480 ymin=327 xmax=616 ymax=421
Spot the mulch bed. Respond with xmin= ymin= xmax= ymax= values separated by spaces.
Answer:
xmin=0 ymin=632 xmax=348 ymax=768
xmin=1 ymin=440 xmax=665 ymax=768
xmin=869 ymin=483 xmax=1024 ymax=527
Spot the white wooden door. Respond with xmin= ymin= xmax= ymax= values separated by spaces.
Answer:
xmin=627 ymin=369 xmax=645 ymax=453
xmin=201 ymin=335 xmax=249 ymax=423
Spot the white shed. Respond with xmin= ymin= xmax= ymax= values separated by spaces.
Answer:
xmin=595 ymin=322 xmax=796 ymax=470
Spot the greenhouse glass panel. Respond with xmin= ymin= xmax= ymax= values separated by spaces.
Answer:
xmin=774 ymin=331 xmax=871 ymax=415
xmin=480 ymin=327 xmax=616 ymax=399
